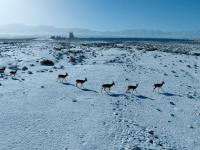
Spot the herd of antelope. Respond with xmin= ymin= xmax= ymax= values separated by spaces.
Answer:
xmin=57 ymin=72 xmax=165 ymax=93
xmin=0 ymin=67 xmax=165 ymax=93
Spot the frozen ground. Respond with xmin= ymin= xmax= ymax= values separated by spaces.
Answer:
xmin=0 ymin=39 xmax=200 ymax=150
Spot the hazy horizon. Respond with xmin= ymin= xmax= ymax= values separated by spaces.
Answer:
xmin=0 ymin=23 xmax=200 ymax=39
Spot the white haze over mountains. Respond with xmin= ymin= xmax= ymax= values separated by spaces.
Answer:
xmin=0 ymin=24 xmax=200 ymax=39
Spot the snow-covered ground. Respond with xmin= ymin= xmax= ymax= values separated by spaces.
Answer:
xmin=0 ymin=39 xmax=200 ymax=150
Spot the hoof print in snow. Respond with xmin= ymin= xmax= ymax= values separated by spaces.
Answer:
xmin=59 ymin=65 xmax=64 ymax=69
xmin=188 ymin=125 xmax=194 ymax=129
xmin=154 ymin=135 xmax=159 ymax=139
xmin=149 ymin=139 xmax=154 ymax=144
xmin=126 ymin=145 xmax=142 ymax=150
xmin=164 ymin=73 xmax=168 ymax=76
xmin=187 ymin=94 xmax=194 ymax=99
xmin=72 ymin=99 xmax=77 ymax=102
xmin=170 ymin=114 xmax=175 ymax=117
xmin=30 ymin=64 xmax=35 ymax=67
xmin=53 ymin=66 xmax=57 ymax=69
xmin=175 ymin=75 xmax=179 ymax=77
xmin=148 ymin=130 xmax=154 ymax=135
xmin=28 ymin=71 xmax=33 ymax=74
xmin=170 ymin=102 xmax=175 ymax=105
xmin=171 ymin=70 xmax=176 ymax=73
xmin=156 ymin=108 xmax=162 ymax=112
xmin=114 ymin=112 xmax=119 ymax=116
xmin=41 ymin=86 xmax=45 ymax=88
xmin=103 ymin=121 xmax=106 ymax=125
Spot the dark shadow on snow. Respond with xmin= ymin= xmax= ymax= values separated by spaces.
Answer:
xmin=81 ymin=88 xmax=98 ymax=93
xmin=108 ymin=92 xmax=154 ymax=100
xmin=160 ymin=92 xmax=181 ymax=97
xmin=11 ymin=77 xmax=20 ymax=81
xmin=62 ymin=82 xmax=76 ymax=87
xmin=62 ymin=82 xmax=98 ymax=93
xmin=108 ymin=93 xmax=126 ymax=97
xmin=135 ymin=95 xmax=155 ymax=100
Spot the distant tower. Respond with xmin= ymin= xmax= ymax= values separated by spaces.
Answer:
xmin=69 ymin=32 xmax=75 ymax=39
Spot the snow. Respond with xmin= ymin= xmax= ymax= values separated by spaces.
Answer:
xmin=0 ymin=39 xmax=200 ymax=149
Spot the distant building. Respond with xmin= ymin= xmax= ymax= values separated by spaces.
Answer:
xmin=50 ymin=35 xmax=66 ymax=40
xmin=50 ymin=32 xmax=76 ymax=40
xmin=69 ymin=32 xmax=75 ymax=39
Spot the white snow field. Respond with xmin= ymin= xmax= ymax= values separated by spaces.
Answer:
xmin=0 ymin=39 xmax=200 ymax=150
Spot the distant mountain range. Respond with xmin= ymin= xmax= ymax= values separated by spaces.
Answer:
xmin=0 ymin=24 xmax=200 ymax=39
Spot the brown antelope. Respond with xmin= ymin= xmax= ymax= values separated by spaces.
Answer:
xmin=126 ymin=83 xmax=139 ymax=93
xmin=101 ymin=81 xmax=115 ymax=92
xmin=57 ymin=72 xmax=68 ymax=82
xmin=153 ymin=81 xmax=165 ymax=92
xmin=10 ymin=70 xmax=17 ymax=76
xmin=76 ymin=78 xmax=87 ymax=87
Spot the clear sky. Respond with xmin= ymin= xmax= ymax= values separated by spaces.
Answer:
xmin=0 ymin=0 xmax=199 ymax=31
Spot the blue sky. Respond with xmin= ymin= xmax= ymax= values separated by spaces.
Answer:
xmin=0 ymin=0 xmax=199 ymax=31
